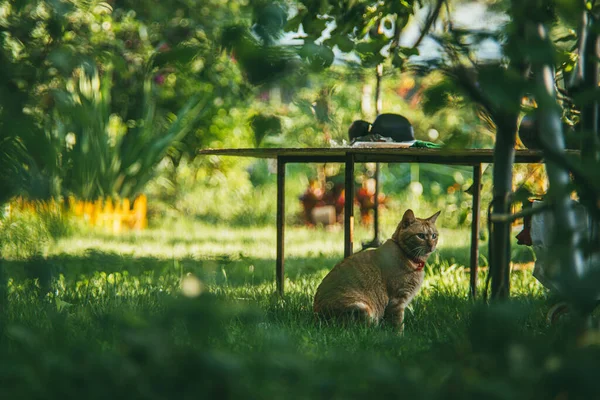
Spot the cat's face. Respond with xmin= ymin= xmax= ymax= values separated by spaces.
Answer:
xmin=392 ymin=209 xmax=441 ymax=262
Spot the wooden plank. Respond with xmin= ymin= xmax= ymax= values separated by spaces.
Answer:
xmin=197 ymin=147 xmax=568 ymax=164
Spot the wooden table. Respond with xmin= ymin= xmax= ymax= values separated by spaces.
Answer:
xmin=198 ymin=147 xmax=546 ymax=297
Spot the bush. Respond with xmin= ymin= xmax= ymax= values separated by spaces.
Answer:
xmin=0 ymin=210 xmax=50 ymax=260
xmin=0 ymin=203 xmax=72 ymax=260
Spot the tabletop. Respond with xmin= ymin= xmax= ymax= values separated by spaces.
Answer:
xmin=197 ymin=147 xmax=555 ymax=165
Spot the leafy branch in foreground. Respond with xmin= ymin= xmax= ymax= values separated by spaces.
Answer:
xmin=417 ymin=0 xmax=600 ymax=307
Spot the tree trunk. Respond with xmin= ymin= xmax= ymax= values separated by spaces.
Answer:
xmin=490 ymin=118 xmax=519 ymax=299
xmin=488 ymin=6 xmax=529 ymax=300
xmin=530 ymin=23 xmax=589 ymax=312
xmin=581 ymin=15 xmax=600 ymax=156
xmin=580 ymin=15 xmax=600 ymax=259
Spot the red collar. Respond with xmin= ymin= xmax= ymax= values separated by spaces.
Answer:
xmin=390 ymin=239 xmax=425 ymax=272
xmin=413 ymin=260 xmax=425 ymax=271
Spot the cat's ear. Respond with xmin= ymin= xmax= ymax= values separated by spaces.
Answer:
xmin=427 ymin=211 xmax=441 ymax=224
xmin=400 ymin=209 xmax=416 ymax=228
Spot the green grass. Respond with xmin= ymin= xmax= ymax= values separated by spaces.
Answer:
xmin=2 ymin=217 xmax=597 ymax=398
xmin=3 ymin=219 xmax=544 ymax=352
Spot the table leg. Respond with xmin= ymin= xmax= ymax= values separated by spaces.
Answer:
xmin=374 ymin=163 xmax=380 ymax=240
xmin=344 ymin=154 xmax=355 ymax=258
xmin=470 ymin=164 xmax=482 ymax=298
xmin=362 ymin=163 xmax=383 ymax=250
xmin=276 ymin=157 xmax=286 ymax=296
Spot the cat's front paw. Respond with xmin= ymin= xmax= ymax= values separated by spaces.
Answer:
xmin=397 ymin=323 xmax=405 ymax=336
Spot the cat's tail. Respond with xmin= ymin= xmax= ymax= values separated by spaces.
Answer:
xmin=313 ymin=302 xmax=377 ymax=327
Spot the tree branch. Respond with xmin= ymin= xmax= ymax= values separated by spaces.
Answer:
xmin=490 ymin=201 xmax=551 ymax=223
xmin=412 ymin=0 xmax=444 ymax=49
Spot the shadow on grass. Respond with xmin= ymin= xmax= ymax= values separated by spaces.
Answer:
xmin=2 ymin=237 xmax=537 ymax=295
xmin=437 ymin=238 xmax=535 ymax=267
xmin=1 ymin=250 xmax=341 ymax=289
xmin=66 ymin=232 xmax=273 ymax=247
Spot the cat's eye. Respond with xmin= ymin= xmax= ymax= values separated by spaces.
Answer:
xmin=432 ymin=233 xmax=437 ymax=239
xmin=417 ymin=233 xmax=426 ymax=239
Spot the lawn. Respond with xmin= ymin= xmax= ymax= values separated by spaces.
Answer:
xmin=2 ymin=218 xmax=595 ymax=399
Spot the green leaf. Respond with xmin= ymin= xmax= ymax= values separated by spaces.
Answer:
xmin=477 ymin=65 xmax=527 ymax=114
xmin=355 ymin=37 xmax=389 ymax=57
xmin=285 ymin=9 xmax=307 ymax=32
xmin=554 ymin=33 xmax=578 ymax=43
xmin=48 ymin=46 xmax=78 ymax=75
xmin=249 ymin=113 xmax=282 ymax=147
xmin=303 ymin=16 xmax=328 ymax=38
xmin=421 ymin=80 xmax=460 ymax=115
xmin=395 ymin=14 xmax=410 ymax=31
xmin=254 ymin=2 xmax=288 ymax=44
xmin=399 ymin=46 xmax=419 ymax=57
xmin=360 ymin=52 xmax=385 ymax=68
xmin=298 ymin=43 xmax=334 ymax=71
xmin=152 ymin=46 xmax=199 ymax=68
xmin=55 ymin=298 xmax=73 ymax=312
xmin=327 ymin=34 xmax=354 ymax=53
xmin=392 ymin=51 xmax=406 ymax=69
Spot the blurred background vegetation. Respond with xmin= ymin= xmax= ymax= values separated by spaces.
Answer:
xmin=0 ymin=0 xmax=501 ymax=223
xmin=1 ymin=0 xmax=600 ymax=398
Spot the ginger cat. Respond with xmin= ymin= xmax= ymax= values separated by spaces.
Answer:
xmin=313 ymin=209 xmax=440 ymax=332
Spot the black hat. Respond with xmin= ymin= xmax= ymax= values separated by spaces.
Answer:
xmin=348 ymin=120 xmax=371 ymax=141
xmin=370 ymin=113 xmax=414 ymax=142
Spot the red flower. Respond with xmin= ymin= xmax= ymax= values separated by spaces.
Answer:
xmin=154 ymin=74 xmax=165 ymax=85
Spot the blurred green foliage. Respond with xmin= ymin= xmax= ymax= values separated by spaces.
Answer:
xmin=0 ymin=0 xmax=255 ymax=201
xmin=0 ymin=0 xmax=486 ymax=208
xmin=287 ymin=0 xmax=420 ymax=68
